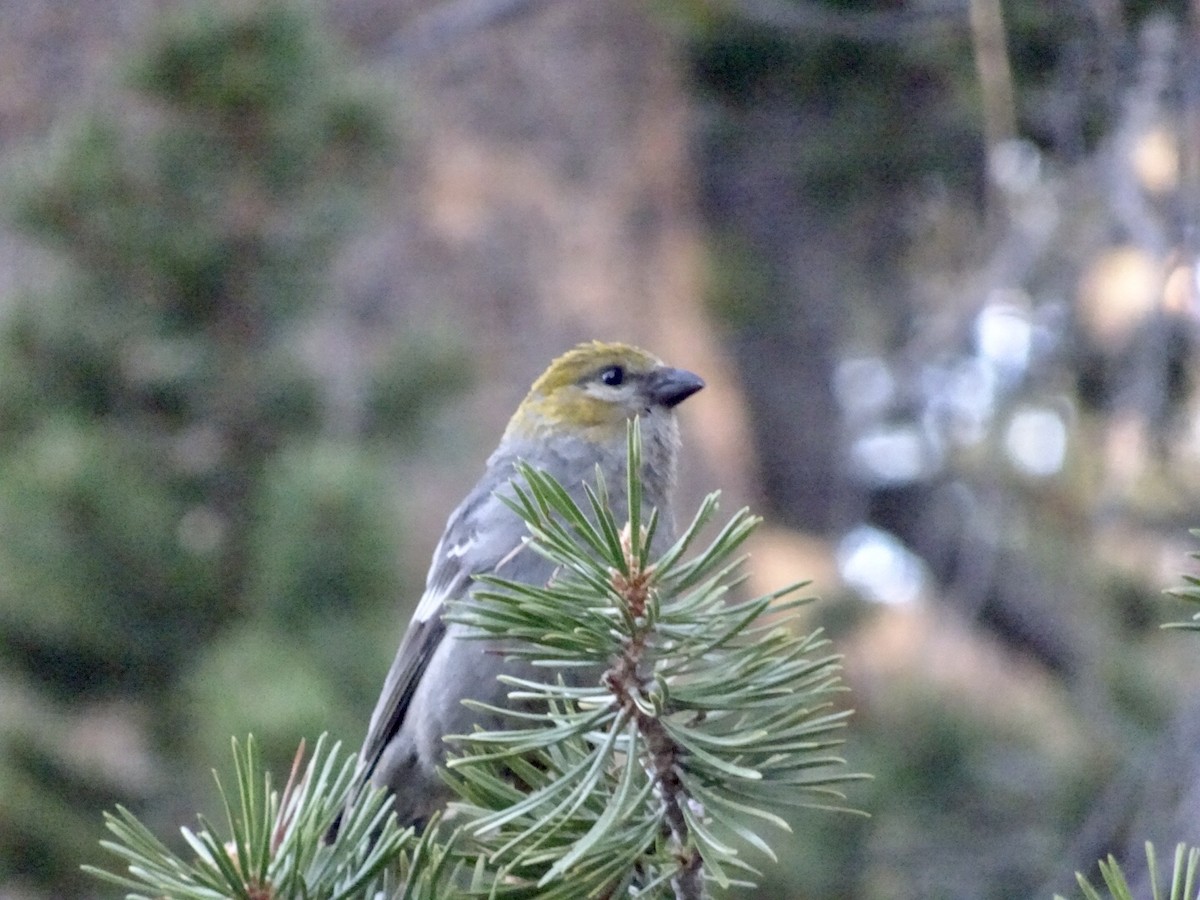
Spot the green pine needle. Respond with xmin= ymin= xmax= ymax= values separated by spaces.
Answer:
xmin=83 ymin=735 xmax=413 ymax=899
xmin=443 ymin=419 xmax=865 ymax=897
xmin=1058 ymin=842 xmax=1200 ymax=900
xmin=87 ymin=418 xmax=865 ymax=899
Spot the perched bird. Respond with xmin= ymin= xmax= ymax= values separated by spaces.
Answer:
xmin=347 ymin=341 xmax=704 ymax=828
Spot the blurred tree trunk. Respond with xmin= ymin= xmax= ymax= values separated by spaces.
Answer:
xmin=697 ymin=93 xmax=848 ymax=534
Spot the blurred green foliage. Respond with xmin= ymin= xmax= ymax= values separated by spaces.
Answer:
xmin=0 ymin=1 xmax=460 ymax=892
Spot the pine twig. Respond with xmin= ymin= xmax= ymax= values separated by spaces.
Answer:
xmin=604 ymin=523 xmax=703 ymax=900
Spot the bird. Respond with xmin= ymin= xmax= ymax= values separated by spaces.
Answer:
xmin=342 ymin=341 xmax=704 ymax=830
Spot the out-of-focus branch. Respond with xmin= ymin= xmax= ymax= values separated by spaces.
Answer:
xmin=729 ymin=0 xmax=968 ymax=42
xmin=968 ymin=0 xmax=1017 ymax=218
xmin=387 ymin=0 xmax=972 ymax=54
xmin=1110 ymin=16 xmax=1176 ymax=257
xmin=387 ymin=0 xmax=559 ymax=59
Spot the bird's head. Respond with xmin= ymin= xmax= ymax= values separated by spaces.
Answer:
xmin=503 ymin=341 xmax=704 ymax=444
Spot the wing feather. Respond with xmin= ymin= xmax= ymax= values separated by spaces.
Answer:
xmin=357 ymin=608 xmax=447 ymax=779
xmin=354 ymin=478 xmax=513 ymax=784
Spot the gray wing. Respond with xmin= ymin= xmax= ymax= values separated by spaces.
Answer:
xmin=356 ymin=476 xmax=523 ymax=783
xmin=355 ymin=615 xmax=447 ymax=782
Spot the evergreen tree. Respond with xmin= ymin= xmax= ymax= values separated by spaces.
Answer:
xmin=0 ymin=2 xmax=434 ymax=891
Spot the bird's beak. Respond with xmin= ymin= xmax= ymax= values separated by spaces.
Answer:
xmin=648 ymin=367 xmax=705 ymax=408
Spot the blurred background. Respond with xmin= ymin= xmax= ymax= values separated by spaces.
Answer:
xmin=1 ymin=0 xmax=1199 ymax=897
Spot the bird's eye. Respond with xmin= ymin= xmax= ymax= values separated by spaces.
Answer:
xmin=599 ymin=365 xmax=625 ymax=387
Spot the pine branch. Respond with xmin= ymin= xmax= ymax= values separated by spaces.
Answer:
xmin=603 ymin=521 xmax=704 ymax=900
xmin=1061 ymin=535 xmax=1200 ymax=899
xmin=83 ymin=735 xmax=428 ymax=899
xmin=1058 ymin=842 xmax=1200 ymax=900
xmin=1164 ymin=528 xmax=1200 ymax=631
xmin=85 ymin=420 xmax=864 ymax=898
xmin=443 ymin=419 xmax=865 ymax=897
